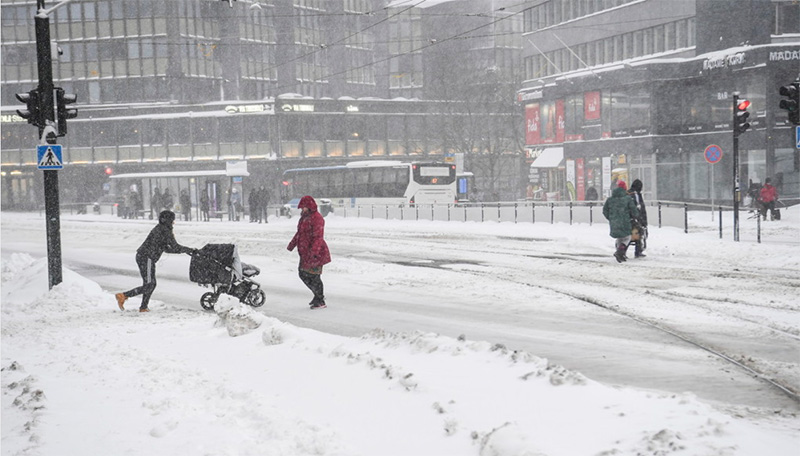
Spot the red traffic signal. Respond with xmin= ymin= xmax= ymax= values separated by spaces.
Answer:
xmin=104 ymin=167 xmax=114 ymax=175
xmin=736 ymin=99 xmax=750 ymax=111
xmin=733 ymin=95 xmax=751 ymax=136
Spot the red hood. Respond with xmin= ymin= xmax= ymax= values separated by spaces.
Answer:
xmin=298 ymin=195 xmax=317 ymax=212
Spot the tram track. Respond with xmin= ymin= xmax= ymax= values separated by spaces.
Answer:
xmin=331 ymin=232 xmax=800 ymax=406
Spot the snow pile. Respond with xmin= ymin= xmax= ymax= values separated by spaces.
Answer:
xmin=2 ymin=251 xmax=798 ymax=455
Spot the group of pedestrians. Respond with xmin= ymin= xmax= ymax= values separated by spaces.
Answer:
xmin=248 ymin=185 xmax=271 ymax=224
xmin=602 ymin=179 xmax=648 ymax=263
xmin=122 ymin=190 xmax=143 ymax=219
xmin=116 ymin=194 xmax=330 ymax=312
xmin=150 ymin=188 xmax=175 ymax=218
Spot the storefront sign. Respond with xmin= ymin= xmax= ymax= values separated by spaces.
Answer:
xmin=1 ymin=114 xmax=25 ymax=123
xmin=576 ymin=158 xmax=585 ymax=201
xmin=702 ymin=52 xmax=746 ymax=71
xmin=541 ymin=100 xmax=565 ymax=144
xmin=602 ymin=157 xmax=611 ymax=197
xmin=769 ymin=50 xmax=800 ymax=61
xmin=525 ymin=104 xmax=541 ymax=145
xmin=584 ymin=91 xmax=601 ymax=121
xmin=566 ymin=159 xmax=576 ymax=201
xmin=224 ymin=103 xmax=274 ymax=114
xmin=518 ymin=90 xmax=543 ymax=102
xmin=280 ymin=103 xmax=314 ymax=112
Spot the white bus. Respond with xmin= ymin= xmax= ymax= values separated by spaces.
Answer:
xmin=281 ymin=161 xmax=457 ymax=213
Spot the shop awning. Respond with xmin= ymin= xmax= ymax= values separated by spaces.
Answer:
xmin=529 ymin=147 xmax=564 ymax=168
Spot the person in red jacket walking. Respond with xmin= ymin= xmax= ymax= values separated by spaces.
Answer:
xmin=287 ymin=196 xmax=331 ymax=309
xmin=758 ymin=178 xmax=779 ymax=221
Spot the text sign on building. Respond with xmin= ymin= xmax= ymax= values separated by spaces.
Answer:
xmin=704 ymin=144 xmax=723 ymax=164
xmin=37 ymin=145 xmax=63 ymax=170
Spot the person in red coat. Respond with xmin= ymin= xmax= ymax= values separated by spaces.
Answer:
xmin=758 ymin=178 xmax=779 ymax=221
xmin=287 ymin=195 xmax=331 ymax=309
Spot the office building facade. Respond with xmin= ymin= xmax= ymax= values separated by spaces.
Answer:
xmin=518 ymin=0 xmax=800 ymax=204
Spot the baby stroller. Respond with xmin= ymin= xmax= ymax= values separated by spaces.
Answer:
xmin=189 ymin=244 xmax=266 ymax=311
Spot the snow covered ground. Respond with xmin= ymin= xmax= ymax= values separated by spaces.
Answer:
xmin=2 ymin=207 xmax=799 ymax=455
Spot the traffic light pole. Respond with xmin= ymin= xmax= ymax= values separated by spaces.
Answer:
xmin=732 ymin=126 xmax=740 ymax=242
xmin=732 ymin=93 xmax=740 ymax=242
xmin=35 ymin=1 xmax=62 ymax=288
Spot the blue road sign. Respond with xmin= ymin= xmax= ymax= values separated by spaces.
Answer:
xmin=37 ymin=145 xmax=63 ymax=170
xmin=704 ymin=144 xmax=723 ymax=164
xmin=796 ymin=126 xmax=799 ymax=149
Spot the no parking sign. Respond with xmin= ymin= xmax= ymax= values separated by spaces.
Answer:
xmin=704 ymin=144 xmax=723 ymax=164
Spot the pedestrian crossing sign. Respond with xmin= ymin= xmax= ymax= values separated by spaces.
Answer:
xmin=37 ymin=145 xmax=63 ymax=170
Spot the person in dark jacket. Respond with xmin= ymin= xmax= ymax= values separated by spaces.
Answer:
xmin=151 ymin=188 xmax=162 ymax=219
xmin=248 ymin=188 xmax=260 ymax=223
xmin=115 ymin=210 xmax=196 ymax=312
xmin=627 ymin=179 xmax=648 ymax=258
xmin=179 ymin=189 xmax=192 ymax=221
xmin=287 ymin=196 xmax=331 ymax=309
xmin=258 ymin=185 xmax=270 ymax=224
xmin=200 ymin=192 xmax=210 ymax=222
xmin=602 ymin=181 xmax=639 ymax=263
xmin=161 ymin=188 xmax=174 ymax=211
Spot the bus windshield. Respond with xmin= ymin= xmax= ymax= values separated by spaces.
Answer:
xmin=413 ymin=163 xmax=456 ymax=185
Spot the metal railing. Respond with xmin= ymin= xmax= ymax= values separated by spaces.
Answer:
xmin=327 ymin=200 xmax=788 ymax=243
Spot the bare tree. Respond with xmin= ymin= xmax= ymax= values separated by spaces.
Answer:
xmin=425 ymin=49 xmax=524 ymax=201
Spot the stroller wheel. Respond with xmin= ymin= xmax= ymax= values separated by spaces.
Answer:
xmin=200 ymin=292 xmax=217 ymax=311
xmin=246 ymin=289 xmax=266 ymax=308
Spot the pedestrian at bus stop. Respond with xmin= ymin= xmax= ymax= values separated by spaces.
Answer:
xmin=200 ymin=192 xmax=210 ymax=222
xmin=115 ymin=210 xmax=197 ymax=312
xmin=258 ymin=185 xmax=270 ymax=223
xmin=248 ymin=187 xmax=260 ymax=223
xmin=287 ymin=196 xmax=331 ymax=309
xmin=179 ymin=189 xmax=192 ymax=221
xmin=602 ymin=180 xmax=639 ymax=263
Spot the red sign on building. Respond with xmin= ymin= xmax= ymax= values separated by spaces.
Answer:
xmin=525 ymin=104 xmax=541 ymax=145
xmin=584 ymin=91 xmax=600 ymax=120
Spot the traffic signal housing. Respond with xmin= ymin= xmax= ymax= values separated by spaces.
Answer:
xmin=15 ymin=89 xmax=43 ymax=128
xmin=779 ymin=81 xmax=799 ymax=125
xmin=733 ymin=96 xmax=750 ymax=136
xmin=55 ymin=88 xmax=78 ymax=136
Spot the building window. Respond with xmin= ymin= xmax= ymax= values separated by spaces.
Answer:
xmin=776 ymin=2 xmax=800 ymax=34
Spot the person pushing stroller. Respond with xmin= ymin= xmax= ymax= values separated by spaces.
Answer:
xmin=115 ymin=210 xmax=197 ymax=312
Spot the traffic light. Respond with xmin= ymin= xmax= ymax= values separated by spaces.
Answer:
xmin=55 ymin=87 xmax=78 ymax=136
xmin=779 ymin=81 xmax=799 ymax=125
xmin=733 ymin=96 xmax=751 ymax=136
xmin=15 ymin=89 xmax=43 ymax=128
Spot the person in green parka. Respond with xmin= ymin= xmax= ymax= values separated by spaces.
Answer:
xmin=602 ymin=180 xmax=639 ymax=263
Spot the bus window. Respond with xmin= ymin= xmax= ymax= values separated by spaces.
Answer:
xmin=354 ymin=168 xmax=370 ymax=197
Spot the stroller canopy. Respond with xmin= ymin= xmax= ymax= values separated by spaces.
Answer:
xmin=190 ymin=244 xmax=243 ymax=284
